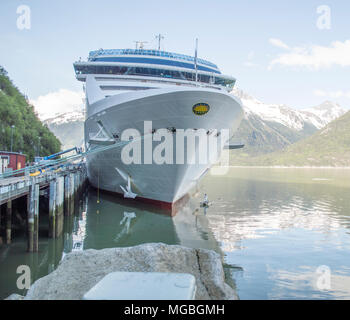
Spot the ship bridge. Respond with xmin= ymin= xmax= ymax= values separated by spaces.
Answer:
xmin=74 ymin=48 xmax=236 ymax=91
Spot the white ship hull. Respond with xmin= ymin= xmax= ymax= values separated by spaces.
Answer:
xmin=85 ymin=87 xmax=243 ymax=209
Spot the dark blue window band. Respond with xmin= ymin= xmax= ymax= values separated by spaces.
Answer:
xmin=93 ymin=57 xmax=221 ymax=74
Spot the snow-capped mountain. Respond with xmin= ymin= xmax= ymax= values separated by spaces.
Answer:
xmin=302 ymin=101 xmax=346 ymax=129
xmin=232 ymin=88 xmax=346 ymax=131
xmin=230 ymin=88 xmax=347 ymax=156
xmin=43 ymin=110 xmax=85 ymax=126
xmin=44 ymin=111 xmax=85 ymax=149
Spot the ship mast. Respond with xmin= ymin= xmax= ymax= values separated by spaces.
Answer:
xmin=194 ymin=38 xmax=198 ymax=83
xmin=155 ymin=34 xmax=164 ymax=51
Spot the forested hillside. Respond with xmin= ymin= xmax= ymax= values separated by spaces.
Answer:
xmin=233 ymin=110 xmax=350 ymax=167
xmin=0 ymin=66 xmax=61 ymax=161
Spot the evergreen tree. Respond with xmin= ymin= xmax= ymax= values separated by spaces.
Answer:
xmin=0 ymin=66 xmax=61 ymax=161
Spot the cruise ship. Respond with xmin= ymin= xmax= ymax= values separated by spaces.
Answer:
xmin=73 ymin=45 xmax=243 ymax=213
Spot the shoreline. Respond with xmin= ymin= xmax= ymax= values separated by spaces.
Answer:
xmin=6 ymin=243 xmax=237 ymax=300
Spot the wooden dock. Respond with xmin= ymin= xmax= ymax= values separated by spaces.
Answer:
xmin=0 ymin=163 xmax=87 ymax=251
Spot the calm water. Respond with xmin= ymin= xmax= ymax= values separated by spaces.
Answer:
xmin=1 ymin=168 xmax=350 ymax=299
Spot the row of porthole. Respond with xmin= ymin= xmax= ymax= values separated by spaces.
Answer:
xmin=111 ymin=128 xmax=221 ymax=139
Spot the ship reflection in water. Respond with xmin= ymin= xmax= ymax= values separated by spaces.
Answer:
xmin=77 ymin=188 xmax=221 ymax=253
xmin=1 ymin=167 xmax=350 ymax=300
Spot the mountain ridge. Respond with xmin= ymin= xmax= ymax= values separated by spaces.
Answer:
xmin=231 ymin=88 xmax=346 ymax=131
xmin=236 ymin=110 xmax=350 ymax=167
xmin=230 ymin=88 xmax=346 ymax=157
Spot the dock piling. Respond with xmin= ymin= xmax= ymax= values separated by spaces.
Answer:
xmin=69 ymin=174 xmax=75 ymax=215
xmin=76 ymin=172 xmax=81 ymax=195
xmin=0 ymin=208 xmax=2 ymax=245
xmin=55 ymin=176 xmax=64 ymax=238
xmin=64 ymin=175 xmax=70 ymax=216
xmin=33 ymin=183 xmax=39 ymax=251
xmin=49 ymin=180 xmax=56 ymax=238
xmin=6 ymin=200 xmax=12 ymax=244
xmin=27 ymin=180 xmax=39 ymax=252
xmin=1 ymin=163 xmax=86 ymax=252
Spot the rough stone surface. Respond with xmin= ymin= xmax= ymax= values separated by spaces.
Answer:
xmin=6 ymin=294 xmax=24 ymax=300
xmin=18 ymin=243 xmax=236 ymax=300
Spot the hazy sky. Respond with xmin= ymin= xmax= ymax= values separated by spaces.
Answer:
xmin=0 ymin=0 xmax=349 ymax=118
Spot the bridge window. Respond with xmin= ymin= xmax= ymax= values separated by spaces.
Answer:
xmin=75 ymin=65 xmax=234 ymax=88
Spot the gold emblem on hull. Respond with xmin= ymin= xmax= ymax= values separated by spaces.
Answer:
xmin=192 ymin=103 xmax=210 ymax=115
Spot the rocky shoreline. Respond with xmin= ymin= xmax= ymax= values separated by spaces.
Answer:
xmin=6 ymin=243 xmax=236 ymax=300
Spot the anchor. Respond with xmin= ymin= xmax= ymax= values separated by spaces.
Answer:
xmin=120 ymin=175 xmax=137 ymax=199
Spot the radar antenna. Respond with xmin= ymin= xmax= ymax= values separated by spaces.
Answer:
xmin=134 ymin=41 xmax=148 ymax=49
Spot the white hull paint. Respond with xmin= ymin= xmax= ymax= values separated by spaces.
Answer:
xmin=85 ymin=87 xmax=243 ymax=204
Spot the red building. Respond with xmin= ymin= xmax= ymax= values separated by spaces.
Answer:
xmin=0 ymin=151 xmax=26 ymax=175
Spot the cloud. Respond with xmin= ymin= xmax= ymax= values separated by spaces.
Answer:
xmin=269 ymin=39 xmax=350 ymax=70
xmin=269 ymin=38 xmax=290 ymax=50
xmin=30 ymin=89 xmax=85 ymax=120
xmin=313 ymin=89 xmax=350 ymax=99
